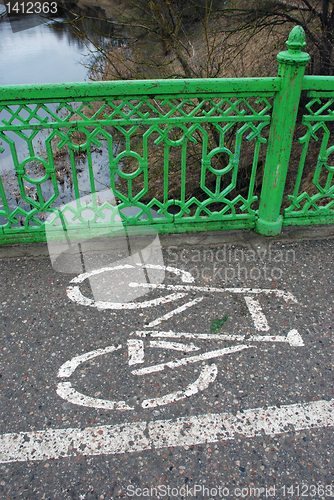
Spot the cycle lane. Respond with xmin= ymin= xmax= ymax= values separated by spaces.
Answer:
xmin=0 ymin=234 xmax=333 ymax=498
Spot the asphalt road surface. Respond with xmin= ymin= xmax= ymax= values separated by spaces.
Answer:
xmin=0 ymin=228 xmax=333 ymax=500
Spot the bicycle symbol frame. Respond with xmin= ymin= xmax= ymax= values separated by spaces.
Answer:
xmin=57 ymin=264 xmax=304 ymax=410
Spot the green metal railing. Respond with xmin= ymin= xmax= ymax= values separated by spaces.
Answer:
xmin=0 ymin=25 xmax=333 ymax=244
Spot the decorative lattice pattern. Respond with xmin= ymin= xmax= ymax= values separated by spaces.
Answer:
xmin=0 ymin=94 xmax=272 ymax=239
xmin=284 ymin=96 xmax=334 ymax=219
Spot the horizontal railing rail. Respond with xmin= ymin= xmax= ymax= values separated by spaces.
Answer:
xmin=0 ymin=77 xmax=281 ymax=103
xmin=0 ymin=25 xmax=334 ymax=244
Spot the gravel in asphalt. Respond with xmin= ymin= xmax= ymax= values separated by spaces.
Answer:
xmin=0 ymin=227 xmax=333 ymax=499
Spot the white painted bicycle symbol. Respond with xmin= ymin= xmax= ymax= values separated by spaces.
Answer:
xmin=56 ymin=263 xmax=304 ymax=411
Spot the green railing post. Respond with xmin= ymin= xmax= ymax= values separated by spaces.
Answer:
xmin=255 ymin=26 xmax=310 ymax=236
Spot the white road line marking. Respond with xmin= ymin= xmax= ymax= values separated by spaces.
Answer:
xmin=135 ymin=264 xmax=194 ymax=283
xmin=127 ymin=339 xmax=145 ymax=366
xmin=56 ymin=382 xmax=134 ymax=411
xmin=145 ymin=297 xmax=204 ymax=328
xmin=128 ymin=283 xmax=298 ymax=303
xmin=66 ymin=264 xmax=195 ymax=310
xmin=131 ymin=345 xmax=252 ymax=376
xmin=286 ymin=329 xmax=304 ymax=346
xmin=150 ymin=340 xmax=200 ymax=352
xmin=1 ymin=399 xmax=333 ymax=463
xmin=141 ymin=364 xmax=218 ymax=409
xmin=133 ymin=330 xmax=304 ymax=346
xmin=70 ymin=264 xmax=194 ymax=285
xmin=244 ymin=296 xmax=270 ymax=331
xmin=133 ymin=330 xmax=234 ymax=339
xmin=66 ymin=286 xmax=187 ymax=310
xmin=148 ymin=399 xmax=334 ymax=448
xmin=58 ymin=345 xmax=122 ymax=378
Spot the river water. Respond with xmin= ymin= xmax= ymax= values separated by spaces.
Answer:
xmin=0 ymin=10 xmax=121 ymax=222
xmin=0 ymin=11 xmax=97 ymax=85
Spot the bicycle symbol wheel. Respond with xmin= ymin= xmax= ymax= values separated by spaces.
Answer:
xmin=56 ymin=339 xmax=252 ymax=410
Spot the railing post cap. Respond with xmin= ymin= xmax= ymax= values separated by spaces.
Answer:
xmin=287 ymin=26 xmax=306 ymax=51
xmin=277 ymin=25 xmax=310 ymax=65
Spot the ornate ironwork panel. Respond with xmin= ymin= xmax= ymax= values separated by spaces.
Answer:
xmin=284 ymin=94 xmax=334 ymax=223
xmin=0 ymin=88 xmax=272 ymax=243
